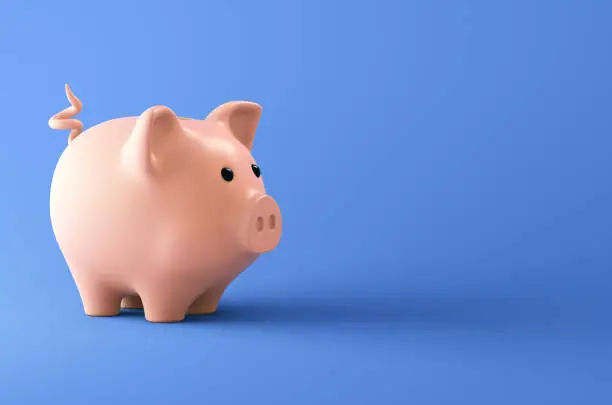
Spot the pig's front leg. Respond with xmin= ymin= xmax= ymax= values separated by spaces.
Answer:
xmin=138 ymin=281 xmax=199 ymax=323
xmin=187 ymin=284 xmax=228 ymax=315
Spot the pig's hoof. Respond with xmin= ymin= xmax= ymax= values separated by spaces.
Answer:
xmin=187 ymin=289 xmax=224 ymax=315
xmin=77 ymin=284 xmax=122 ymax=317
xmin=142 ymin=304 xmax=187 ymax=323
xmin=82 ymin=298 xmax=121 ymax=317
xmin=84 ymin=307 xmax=121 ymax=317
xmin=187 ymin=308 xmax=217 ymax=315
xmin=86 ymin=311 xmax=120 ymax=317
xmin=144 ymin=314 xmax=186 ymax=323
xmin=121 ymin=295 xmax=143 ymax=309
xmin=186 ymin=302 xmax=218 ymax=315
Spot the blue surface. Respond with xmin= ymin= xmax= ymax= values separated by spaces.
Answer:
xmin=0 ymin=0 xmax=611 ymax=404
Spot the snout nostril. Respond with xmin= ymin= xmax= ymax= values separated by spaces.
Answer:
xmin=256 ymin=217 xmax=264 ymax=232
xmin=269 ymin=214 xmax=276 ymax=230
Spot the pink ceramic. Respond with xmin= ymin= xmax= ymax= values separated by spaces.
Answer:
xmin=48 ymin=84 xmax=282 ymax=323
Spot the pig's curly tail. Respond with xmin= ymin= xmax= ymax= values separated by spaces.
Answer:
xmin=48 ymin=84 xmax=83 ymax=144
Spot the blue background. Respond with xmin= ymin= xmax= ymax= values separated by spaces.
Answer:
xmin=0 ymin=0 xmax=610 ymax=403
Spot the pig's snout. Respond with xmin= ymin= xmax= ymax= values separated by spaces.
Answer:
xmin=245 ymin=195 xmax=282 ymax=254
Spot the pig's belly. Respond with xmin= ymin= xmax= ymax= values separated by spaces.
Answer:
xmin=49 ymin=128 xmax=151 ymax=284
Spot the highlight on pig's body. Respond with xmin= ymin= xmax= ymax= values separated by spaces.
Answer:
xmin=48 ymin=84 xmax=282 ymax=323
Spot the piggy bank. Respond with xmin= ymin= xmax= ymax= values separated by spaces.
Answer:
xmin=48 ymin=84 xmax=282 ymax=323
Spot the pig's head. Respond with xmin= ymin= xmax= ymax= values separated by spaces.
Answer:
xmin=121 ymin=102 xmax=282 ymax=266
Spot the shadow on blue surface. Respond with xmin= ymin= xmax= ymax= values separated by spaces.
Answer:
xmin=116 ymin=290 xmax=593 ymax=337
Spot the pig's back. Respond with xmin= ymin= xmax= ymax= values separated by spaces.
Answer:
xmin=55 ymin=116 xmax=137 ymax=168
xmin=50 ymin=117 xmax=138 ymax=209
xmin=50 ymin=117 xmax=152 ymax=278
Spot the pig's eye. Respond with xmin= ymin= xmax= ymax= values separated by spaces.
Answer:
xmin=251 ymin=164 xmax=261 ymax=178
xmin=221 ymin=167 xmax=234 ymax=182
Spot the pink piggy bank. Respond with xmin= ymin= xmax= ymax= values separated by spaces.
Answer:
xmin=48 ymin=84 xmax=282 ymax=323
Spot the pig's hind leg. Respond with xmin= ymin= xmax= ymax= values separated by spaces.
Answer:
xmin=75 ymin=279 xmax=122 ymax=317
xmin=121 ymin=295 xmax=143 ymax=309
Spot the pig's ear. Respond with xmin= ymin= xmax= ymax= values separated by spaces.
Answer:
xmin=122 ymin=106 xmax=183 ymax=179
xmin=206 ymin=101 xmax=262 ymax=151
